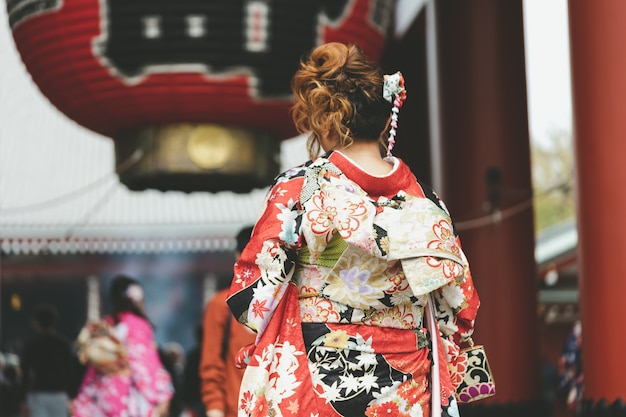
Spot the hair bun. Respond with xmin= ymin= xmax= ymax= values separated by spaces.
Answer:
xmin=309 ymin=42 xmax=349 ymax=79
xmin=292 ymin=42 xmax=392 ymax=159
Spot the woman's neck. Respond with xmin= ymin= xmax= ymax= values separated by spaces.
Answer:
xmin=333 ymin=141 xmax=393 ymax=176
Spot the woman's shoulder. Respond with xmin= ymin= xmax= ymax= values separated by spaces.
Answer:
xmin=412 ymin=178 xmax=451 ymax=215
xmin=268 ymin=159 xmax=327 ymax=197
xmin=274 ymin=152 xmax=341 ymax=181
xmin=273 ymin=160 xmax=312 ymax=182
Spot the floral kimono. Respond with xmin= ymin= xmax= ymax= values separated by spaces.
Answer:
xmin=227 ymin=151 xmax=480 ymax=417
xmin=72 ymin=313 xmax=173 ymax=417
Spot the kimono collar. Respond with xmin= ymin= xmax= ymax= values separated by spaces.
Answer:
xmin=326 ymin=151 xmax=418 ymax=198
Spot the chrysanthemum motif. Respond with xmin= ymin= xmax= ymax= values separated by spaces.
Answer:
xmin=307 ymin=188 xmax=368 ymax=244
xmin=323 ymin=329 xmax=350 ymax=349
xmin=368 ymin=305 xmax=415 ymax=329
xmin=379 ymin=236 xmax=390 ymax=254
xmin=299 ymin=297 xmax=340 ymax=322
xmin=365 ymin=378 xmax=424 ymax=417
xmin=366 ymin=401 xmax=401 ymax=416
xmin=429 ymin=219 xmax=461 ymax=258
xmin=251 ymin=394 xmax=269 ymax=416
xmin=326 ymin=267 xmax=387 ymax=309
xmin=307 ymin=192 xmax=334 ymax=240
xmin=441 ymin=285 xmax=465 ymax=310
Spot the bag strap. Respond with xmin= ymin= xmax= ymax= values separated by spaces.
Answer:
xmin=426 ymin=294 xmax=442 ymax=417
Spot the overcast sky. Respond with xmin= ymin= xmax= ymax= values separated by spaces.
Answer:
xmin=523 ymin=0 xmax=572 ymax=146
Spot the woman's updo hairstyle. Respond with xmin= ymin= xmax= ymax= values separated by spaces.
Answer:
xmin=291 ymin=42 xmax=392 ymax=159
xmin=109 ymin=274 xmax=150 ymax=325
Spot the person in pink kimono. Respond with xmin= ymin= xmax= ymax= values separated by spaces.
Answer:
xmin=72 ymin=275 xmax=173 ymax=417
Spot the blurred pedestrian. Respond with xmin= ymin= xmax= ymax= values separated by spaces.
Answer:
xmin=20 ymin=303 xmax=74 ymax=417
xmin=72 ymin=275 xmax=173 ymax=417
xmin=180 ymin=326 xmax=204 ymax=417
xmin=159 ymin=342 xmax=184 ymax=417
xmin=1 ymin=351 xmax=22 ymax=417
xmin=559 ymin=320 xmax=583 ymax=411
xmin=200 ymin=226 xmax=256 ymax=417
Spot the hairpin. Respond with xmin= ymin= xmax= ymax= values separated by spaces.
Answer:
xmin=125 ymin=284 xmax=144 ymax=303
xmin=383 ymin=71 xmax=407 ymax=157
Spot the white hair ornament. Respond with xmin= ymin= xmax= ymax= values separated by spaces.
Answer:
xmin=383 ymin=71 xmax=407 ymax=157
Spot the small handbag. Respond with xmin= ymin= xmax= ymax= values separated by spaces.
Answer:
xmin=76 ymin=319 xmax=128 ymax=375
xmin=455 ymin=337 xmax=496 ymax=404
xmin=426 ymin=295 xmax=495 ymax=407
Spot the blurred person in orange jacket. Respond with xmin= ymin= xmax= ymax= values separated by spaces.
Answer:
xmin=200 ymin=226 xmax=256 ymax=417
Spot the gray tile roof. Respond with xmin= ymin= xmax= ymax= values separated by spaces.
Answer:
xmin=534 ymin=217 xmax=577 ymax=266
xmin=0 ymin=6 xmax=309 ymax=254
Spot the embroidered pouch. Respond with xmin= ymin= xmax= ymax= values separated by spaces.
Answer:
xmin=455 ymin=339 xmax=496 ymax=404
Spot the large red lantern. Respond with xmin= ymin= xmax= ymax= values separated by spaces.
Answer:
xmin=8 ymin=0 xmax=393 ymax=192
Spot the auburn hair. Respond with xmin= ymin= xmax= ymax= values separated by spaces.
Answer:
xmin=291 ymin=42 xmax=392 ymax=159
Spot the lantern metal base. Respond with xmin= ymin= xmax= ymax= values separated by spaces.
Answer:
xmin=114 ymin=124 xmax=281 ymax=193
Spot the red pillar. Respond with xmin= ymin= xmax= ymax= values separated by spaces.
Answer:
xmin=436 ymin=0 xmax=542 ymax=412
xmin=569 ymin=1 xmax=626 ymax=411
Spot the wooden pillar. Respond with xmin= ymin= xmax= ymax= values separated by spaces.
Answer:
xmin=569 ymin=1 xmax=626 ymax=414
xmin=435 ymin=1 xmax=542 ymax=413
